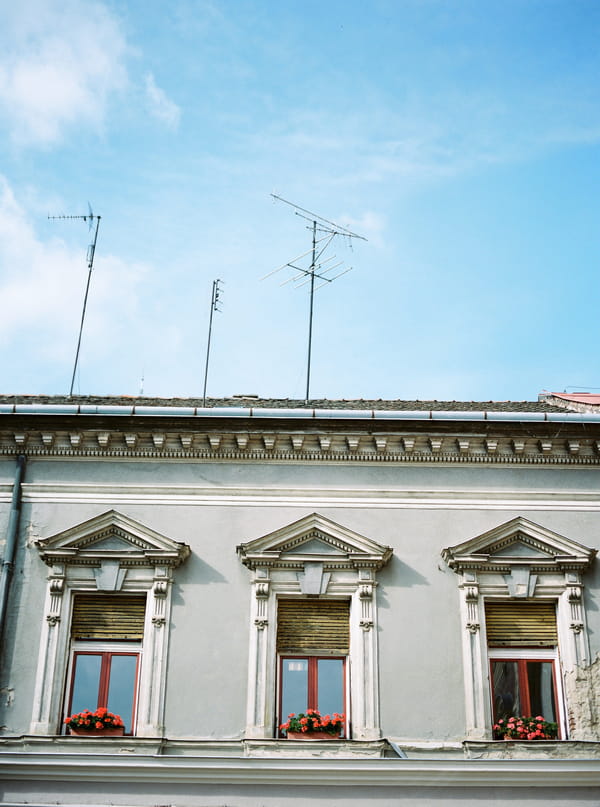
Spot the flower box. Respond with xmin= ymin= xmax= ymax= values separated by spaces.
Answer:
xmin=64 ymin=707 xmax=125 ymax=736
xmin=280 ymin=710 xmax=345 ymax=740
xmin=69 ymin=726 xmax=125 ymax=737
xmin=493 ymin=715 xmax=558 ymax=741
xmin=286 ymin=730 xmax=341 ymax=741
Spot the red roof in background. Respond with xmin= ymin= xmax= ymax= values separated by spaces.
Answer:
xmin=552 ymin=393 xmax=600 ymax=405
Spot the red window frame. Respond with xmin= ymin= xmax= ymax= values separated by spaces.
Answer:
xmin=489 ymin=657 xmax=560 ymax=736
xmin=67 ymin=650 xmax=140 ymax=735
xmin=278 ymin=655 xmax=347 ymax=736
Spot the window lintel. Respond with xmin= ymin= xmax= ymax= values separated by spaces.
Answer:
xmin=237 ymin=512 xmax=392 ymax=572
xmin=442 ymin=517 xmax=595 ymax=575
xmin=36 ymin=509 xmax=191 ymax=569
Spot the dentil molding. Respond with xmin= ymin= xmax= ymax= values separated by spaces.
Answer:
xmin=1 ymin=428 xmax=600 ymax=464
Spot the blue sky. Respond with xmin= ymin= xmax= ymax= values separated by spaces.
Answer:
xmin=0 ymin=0 xmax=598 ymax=401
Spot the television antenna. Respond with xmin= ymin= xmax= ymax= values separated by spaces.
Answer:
xmin=202 ymin=278 xmax=223 ymax=406
xmin=264 ymin=194 xmax=366 ymax=403
xmin=48 ymin=204 xmax=101 ymax=397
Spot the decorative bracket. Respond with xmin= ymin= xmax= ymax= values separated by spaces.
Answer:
xmin=461 ymin=578 xmax=480 ymax=633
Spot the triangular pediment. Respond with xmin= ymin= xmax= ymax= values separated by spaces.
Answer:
xmin=286 ymin=537 xmax=346 ymax=556
xmin=84 ymin=535 xmax=138 ymax=552
xmin=36 ymin=510 xmax=190 ymax=568
xmin=237 ymin=513 xmax=392 ymax=570
xmin=492 ymin=538 xmax=553 ymax=559
xmin=442 ymin=517 xmax=596 ymax=573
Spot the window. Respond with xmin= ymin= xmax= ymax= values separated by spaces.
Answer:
xmin=442 ymin=517 xmax=595 ymax=740
xmin=238 ymin=513 xmax=392 ymax=740
xmin=68 ymin=649 xmax=139 ymax=733
xmin=280 ymin=657 xmax=346 ymax=721
xmin=489 ymin=654 xmax=558 ymax=726
xmin=31 ymin=510 xmax=190 ymax=737
xmin=64 ymin=593 xmax=146 ymax=735
xmin=485 ymin=600 xmax=561 ymax=733
xmin=277 ymin=598 xmax=349 ymax=735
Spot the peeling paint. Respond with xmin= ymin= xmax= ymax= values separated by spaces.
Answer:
xmin=0 ymin=687 xmax=14 ymax=707
xmin=565 ymin=654 xmax=600 ymax=740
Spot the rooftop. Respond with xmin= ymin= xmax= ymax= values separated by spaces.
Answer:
xmin=545 ymin=392 xmax=600 ymax=406
xmin=0 ymin=394 xmax=569 ymax=413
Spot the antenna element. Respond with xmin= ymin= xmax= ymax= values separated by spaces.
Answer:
xmin=267 ymin=195 xmax=366 ymax=402
xmin=202 ymin=279 xmax=223 ymax=406
xmin=48 ymin=205 xmax=102 ymax=397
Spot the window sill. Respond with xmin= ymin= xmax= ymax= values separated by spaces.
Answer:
xmin=0 ymin=734 xmax=164 ymax=755
xmin=244 ymin=738 xmax=388 ymax=758
xmin=0 ymin=735 xmax=389 ymax=759
xmin=463 ymin=740 xmax=600 ymax=760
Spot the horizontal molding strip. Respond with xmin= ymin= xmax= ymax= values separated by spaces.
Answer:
xmin=0 ymin=752 xmax=599 ymax=787
xmin=1 ymin=448 xmax=599 ymax=465
xmin=2 ymin=430 xmax=600 ymax=465
xmin=12 ymin=484 xmax=600 ymax=511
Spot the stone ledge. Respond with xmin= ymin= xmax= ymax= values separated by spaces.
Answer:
xmin=243 ymin=739 xmax=388 ymax=758
xmin=0 ymin=735 xmax=166 ymax=755
xmin=0 ymin=735 xmax=388 ymax=759
xmin=4 ymin=736 xmax=600 ymax=763
xmin=464 ymin=740 xmax=600 ymax=759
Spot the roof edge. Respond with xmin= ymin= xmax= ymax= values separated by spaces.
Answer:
xmin=2 ymin=402 xmax=600 ymax=423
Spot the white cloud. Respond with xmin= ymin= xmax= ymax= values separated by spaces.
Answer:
xmin=144 ymin=73 xmax=181 ymax=130
xmin=252 ymin=77 xmax=600 ymax=193
xmin=0 ymin=176 xmax=147 ymax=368
xmin=0 ymin=0 xmax=128 ymax=146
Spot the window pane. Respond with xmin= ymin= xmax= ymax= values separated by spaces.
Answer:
xmin=107 ymin=655 xmax=138 ymax=734
xmin=527 ymin=661 xmax=556 ymax=721
xmin=317 ymin=658 xmax=344 ymax=716
xmin=491 ymin=661 xmax=521 ymax=721
xmin=70 ymin=654 xmax=102 ymax=714
xmin=281 ymin=659 xmax=308 ymax=719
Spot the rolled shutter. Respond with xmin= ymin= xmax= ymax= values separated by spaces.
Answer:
xmin=71 ymin=594 xmax=146 ymax=640
xmin=485 ymin=601 xmax=557 ymax=647
xmin=277 ymin=599 xmax=350 ymax=654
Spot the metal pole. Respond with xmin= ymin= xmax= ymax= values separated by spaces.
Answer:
xmin=203 ymin=280 xmax=219 ymax=407
xmin=0 ymin=455 xmax=26 ymax=649
xmin=305 ymin=220 xmax=317 ymax=403
xmin=69 ymin=215 xmax=101 ymax=397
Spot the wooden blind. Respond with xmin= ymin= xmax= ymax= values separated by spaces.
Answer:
xmin=277 ymin=599 xmax=350 ymax=654
xmin=485 ymin=601 xmax=557 ymax=647
xmin=71 ymin=594 xmax=146 ymax=640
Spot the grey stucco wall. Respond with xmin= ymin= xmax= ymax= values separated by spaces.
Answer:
xmin=1 ymin=455 xmax=599 ymax=741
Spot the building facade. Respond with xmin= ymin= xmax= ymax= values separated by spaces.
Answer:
xmin=1 ymin=394 xmax=599 ymax=805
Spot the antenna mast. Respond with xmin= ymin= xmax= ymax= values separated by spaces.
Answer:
xmin=48 ymin=205 xmax=101 ymax=397
xmin=266 ymin=194 xmax=366 ymax=403
xmin=202 ymin=279 xmax=223 ymax=406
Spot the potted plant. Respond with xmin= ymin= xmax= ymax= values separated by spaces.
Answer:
xmin=65 ymin=707 xmax=125 ymax=736
xmin=493 ymin=715 xmax=558 ymax=741
xmin=280 ymin=709 xmax=345 ymax=740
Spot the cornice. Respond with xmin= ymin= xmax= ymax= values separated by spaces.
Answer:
xmin=1 ymin=429 xmax=600 ymax=465
xmin=0 ymin=749 xmax=599 ymax=787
